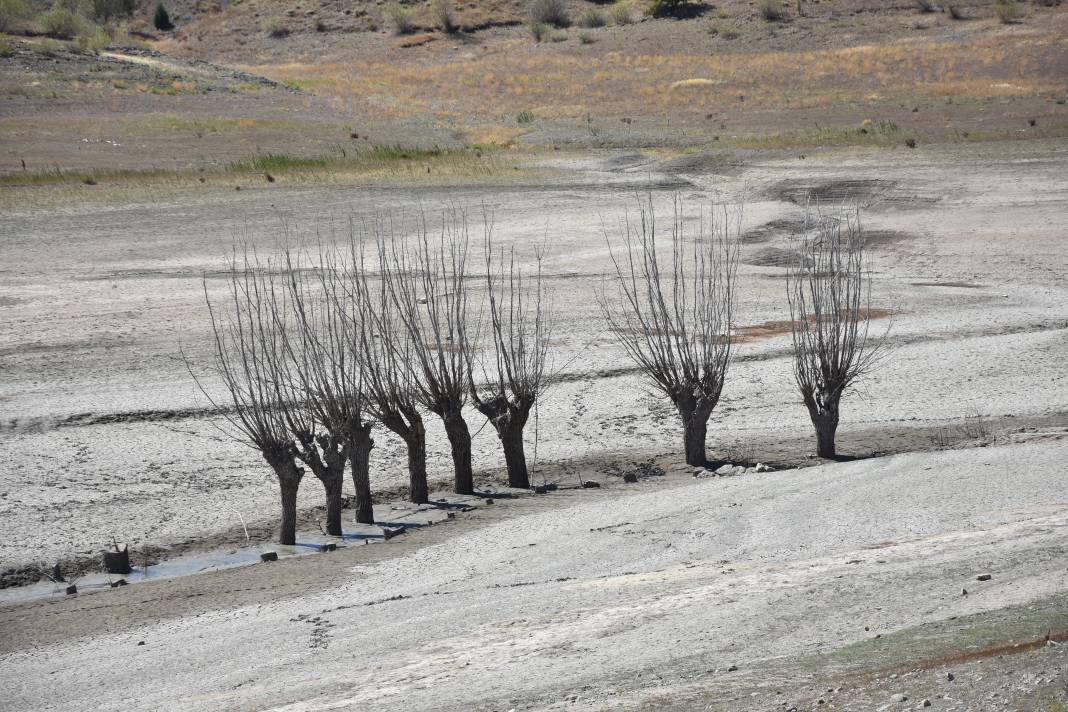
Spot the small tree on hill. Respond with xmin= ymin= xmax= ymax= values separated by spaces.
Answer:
xmin=154 ymin=2 xmax=173 ymax=31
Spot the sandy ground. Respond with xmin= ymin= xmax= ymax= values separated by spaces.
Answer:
xmin=2 ymin=138 xmax=1067 ymax=575
xmin=1 ymin=438 xmax=1065 ymax=710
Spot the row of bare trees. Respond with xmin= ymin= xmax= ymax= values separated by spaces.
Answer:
xmin=196 ymin=197 xmax=885 ymax=545
xmin=197 ymin=211 xmax=554 ymax=545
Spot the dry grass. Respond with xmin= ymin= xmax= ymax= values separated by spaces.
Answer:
xmin=251 ymin=32 xmax=1062 ymax=123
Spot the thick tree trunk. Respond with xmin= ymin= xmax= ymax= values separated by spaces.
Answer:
xmin=406 ymin=422 xmax=429 ymax=504
xmin=497 ymin=419 xmax=529 ymax=489
xmin=443 ymin=410 xmax=474 ymax=495
xmin=810 ymin=406 xmax=840 ymax=459
xmin=267 ymin=456 xmax=303 ymax=546
xmin=682 ymin=416 xmax=708 ymax=467
xmin=349 ymin=427 xmax=375 ymax=525
xmin=323 ymin=475 xmax=343 ymax=536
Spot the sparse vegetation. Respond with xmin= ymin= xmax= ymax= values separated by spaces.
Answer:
xmin=527 ymin=0 xmax=569 ymax=27
xmin=75 ymin=24 xmax=109 ymax=52
xmin=947 ymin=4 xmax=965 ymax=18
xmin=915 ymin=0 xmax=937 ymax=12
xmin=646 ymin=0 xmax=693 ymax=17
xmin=0 ymin=0 xmax=30 ymax=33
xmin=430 ymin=0 xmax=456 ymax=32
xmin=90 ymin=0 xmax=133 ymax=22
xmin=40 ymin=8 xmax=85 ymax=39
xmin=260 ymin=17 xmax=290 ymax=37
xmin=516 ymin=110 xmax=537 ymax=124
xmin=385 ymin=2 xmax=416 ymax=34
xmin=579 ymin=31 xmax=595 ymax=43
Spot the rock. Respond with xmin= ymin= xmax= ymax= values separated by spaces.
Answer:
xmin=581 ymin=480 xmax=601 ymax=488
xmin=318 ymin=543 xmax=337 ymax=553
xmin=896 ymin=694 xmax=908 ymax=702
xmin=533 ymin=485 xmax=548 ymax=494
xmin=260 ymin=551 xmax=278 ymax=562
xmin=382 ymin=526 xmax=405 ymax=540
xmin=976 ymin=573 xmax=992 ymax=581
xmin=485 ymin=498 xmax=495 ymax=505
xmin=726 ymin=664 xmax=738 ymax=672
xmin=65 ymin=584 xmax=77 ymax=595
xmin=962 ymin=588 xmax=968 ymax=595
xmin=109 ymin=579 xmax=127 ymax=588
xmin=922 ymin=700 xmax=931 ymax=708
xmin=714 ymin=464 xmax=735 ymax=476
xmin=137 ymin=640 xmax=145 ymax=646
xmin=622 ymin=472 xmax=639 ymax=483
xmin=693 ymin=467 xmax=705 ymax=477
xmin=755 ymin=463 xmax=773 ymax=472
xmin=947 ymin=672 xmax=954 ymax=681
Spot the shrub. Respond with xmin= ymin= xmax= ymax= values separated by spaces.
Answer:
xmin=758 ymin=0 xmax=784 ymax=20
xmin=0 ymin=38 xmax=12 ymax=56
xmin=260 ymin=17 xmax=290 ymax=37
xmin=993 ymin=0 xmax=1022 ymax=22
xmin=610 ymin=0 xmax=634 ymax=24
xmin=645 ymin=0 xmax=693 ymax=18
xmin=550 ymin=29 xmax=567 ymax=41
xmin=40 ymin=8 xmax=85 ymax=38
xmin=91 ymin=0 xmax=133 ymax=21
xmin=578 ymin=30 xmax=595 ymax=42
xmin=75 ymin=24 xmax=109 ymax=52
xmin=153 ymin=2 xmax=172 ymax=30
xmin=527 ymin=0 xmax=569 ymax=27
xmin=32 ymin=37 xmax=63 ymax=54
xmin=430 ymin=0 xmax=456 ymax=32
xmin=915 ymin=0 xmax=936 ymax=11
xmin=720 ymin=20 xmax=739 ymax=38
xmin=0 ymin=0 xmax=31 ymax=33
xmin=516 ymin=110 xmax=537 ymax=124
xmin=528 ymin=20 xmax=550 ymax=41
xmin=578 ymin=7 xmax=606 ymax=27
xmin=947 ymin=4 xmax=965 ymax=18
xmin=384 ymin=2 xmax=415 ymax=34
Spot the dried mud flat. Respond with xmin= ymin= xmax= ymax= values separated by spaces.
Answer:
xmin=1 ymin=137 xmax=1067 ymax=709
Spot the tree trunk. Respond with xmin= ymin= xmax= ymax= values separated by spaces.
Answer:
xmin=443 ymin=410 xmax=474 ymax=495
xmin=407 ymin=422 xmax=429 ymax=504
xmin=349 ymin=427 xmax=375 ymax=525
xmin=497 ymin=419 xmax=529 ymax=489
xmin=810 ymin=404 xmax=840 ymax=459
xmin=267 ymin=456 xmax=303 ymax=546
xmin=682 ymin=416 xmax=708 ymax=467
xmin=323 ymin=474 xmax=343 ymax=536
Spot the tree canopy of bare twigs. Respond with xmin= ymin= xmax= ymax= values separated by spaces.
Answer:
xmin=787 ymin=208 xmax=887 ymax=459
xmin=468 ymin=218 xmax=555 ymax=489
xmin=347 ymin=222 xmax=431 ymax=504
xmin=380 ymin=211 xmax=477 ymax=495
xmin=282 ymin=246 xmax=376 ymax=528
xmin=195 ymin=249 xmax=305 ymax=546
xmin=599 ymin=195 xmax=740 ymax=467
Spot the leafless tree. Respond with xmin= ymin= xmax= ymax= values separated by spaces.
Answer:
xmin=282 ymin=247 xmax=376 ymax=528
xmin=468 ymin=220 xmax=554 ymax=489
xmin=787 ymin=208 xmax=887 ymax=459
xmin=196 ymin=249 xmax=305 ymax=546
xmin=381 ymin=212 xmax=476 ymax=496
xmin=346 ymin=225 xmax=431 ymax=504
xmin=599 ymin=195 xmax=740 ymax=467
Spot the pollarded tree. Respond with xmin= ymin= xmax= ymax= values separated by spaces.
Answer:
xmin=347 ymin=226 xmax=431 ymax=504
xmin=468 ymin=221 xmax=554 ymax=489
xmin=600 ymin=195 xmax=740 ymax=467
xmin=281 ymin=247 xmax=376 ymax=528
xmin=381 ymin=211 xmax=477 ymax=496
xmin=198 ymin=249 xmax=304 ymax=545
xmin=787 ymin=209 xmax=887 ymax=459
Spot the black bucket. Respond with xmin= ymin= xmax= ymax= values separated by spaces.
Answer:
xmin=103 ymin=546 xmax=132 ymax=575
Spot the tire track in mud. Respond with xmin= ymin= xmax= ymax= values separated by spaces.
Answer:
xmin=4 ymin=318 xmax=1067 ymax=434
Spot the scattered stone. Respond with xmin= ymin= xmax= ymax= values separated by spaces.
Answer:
xmin=485 ymin=498 xmax=495 ymax=505
xmin=109 ymin=579 xmax=127 ymax=588
xmin=922 ymin=700 xmax=931 ymax=708
xmin=581 ymin=480 xmax=601 ymax=488
xmin=727 ymin=664 xmax=738 ymax=672
xmin=896 ymin=694 xmax=908 ymax=702
xmin=622 ymin=472 xmax=639 ymax=483
xmin=533 ymin=485 xmax=549 ymax=494
xmin=65 ymin=584 xmax=77 ymax=595
xmin=318 ymin=543 xmax=337 ymax=553
xmin=137 ymin=640 xmax=145 ymax=646
xmin=976 ymin=574 xmax=992 ymax=581
xmin=714 ymin=464 xmax=735 ymax=476
xmin=962 ymin=588 xmax=968 ymax=595
xmin=817 ymin=699 xmax=825 ymax=706
xmin=382 ymin=527 xmax=405 ymax=540
xmin=755 ymin=463 xmax=773 ymax=473
xmin=260 ymin=552 xmax=278 ymax=562
xmin=947 ymin=672 xmax=955 ymax=682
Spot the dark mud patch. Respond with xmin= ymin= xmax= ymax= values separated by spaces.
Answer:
xmin=744 ymin=246 xmax=807 ymax=267
xmin=741 ymin=217 xmax=805 ymax=244
xmin=658 ymin=152 xmax=747 ymax=177
xmin=771 ymin=178 xmax=897 ymax=205
xmin=865 ymin=229 xmax=915 ymax=246
xmin=912 ymin=281 xmax=986 ymax=289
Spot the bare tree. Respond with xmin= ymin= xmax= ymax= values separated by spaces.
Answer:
xmin=381 ymin=212 xmax=477 ymax=496
xmin=282 ymin=247 xmax=376 ymax=528
xmin=787 ymin=209 xmax=886 ymax=459
xmin=197 ymin=250 xmax=304 ymax=546
xmin=468 ymin=220 xmax=554 ymax=489
xmin=347 ymin=226 xmax=431 ymax=504
xmin=599 ymin=195 xmax=739 ymax=467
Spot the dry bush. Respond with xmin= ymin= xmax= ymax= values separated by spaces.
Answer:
xmin=915 ymin=0 xmax=937 ymax=11
xmin=0 ymin=0 xmax=31 ymax=33
xmin=759 ymin=0 xmax=784 ymax=20
xmin=527 ymin=0 xmax=570 ymax=26
xmin=385 ymin=2 xmax=416 ymax=34
xmin=260 ymin=17 xmax=289 ymax=37
xmin=579 ymin=7 xmax=606 ymax=27
xmin=611 ymin=0 xmax=634 ymax=24
xmin=528 ymin=20 xmax=550 ymax=41
xmin=431 ymin=0 xmax=456 ymax=33
xmin=40 ymin=8 xmax=85 ymax=38
xmin=947 ymin=4 xmax=965 ymax=18
xmin=993 ymin=0 xmax=1022 ymax=22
